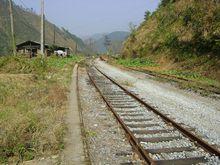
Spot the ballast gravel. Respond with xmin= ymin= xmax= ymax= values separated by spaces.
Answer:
xmin=78 ymin=68 xmax=143 ymax=164
xmin=96 ymin=59 xmax=220 ymax=150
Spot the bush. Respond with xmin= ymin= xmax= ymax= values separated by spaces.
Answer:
xmin=117 ymin=58 xmax=158 ymax=67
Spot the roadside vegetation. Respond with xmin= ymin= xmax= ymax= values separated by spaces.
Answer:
xmin=0 ymin=55 xmax=82 ymax=163
xmin=108 ymin=56 xmax=220 ymax=95
xmin=118 ymin=0 xmax=220 ymax=94
xmin=116 ymin=58 xmax=158 ymax=67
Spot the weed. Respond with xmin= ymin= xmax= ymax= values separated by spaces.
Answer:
xmin=122 ymin=80 xmax=134 ymax=87
xmin=0 ymin=55 xmax=83 ymax=163
xmin=86 ymin=130 xmax=97 ymax=138
xmin=117 ymin=58 xmax=158 ymax=67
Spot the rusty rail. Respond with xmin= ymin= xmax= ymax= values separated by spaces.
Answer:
xmin=93 ymin=66 xmax=220 ymax=157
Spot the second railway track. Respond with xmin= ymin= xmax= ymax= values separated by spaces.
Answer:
xmin=87 ymin=65 xmax=220 ymax=165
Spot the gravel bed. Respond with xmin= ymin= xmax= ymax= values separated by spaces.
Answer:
xmin=117 ymin=112 xmax=145 ymax=115
xmin=125 ymin=121 xmax=166 ymax=126
xmin=140 ymin=139 xmax=194 ymax=149
xmin=78 ymin=68 xmax=143 ymax=164
xmin=130 ymin=126 xmax=164 ymax=131
xmin=96 ymin=59 xmax=220 ymax=149
xmin=121 ymin=116 xmax=154 ymax=120
xmin=90 ymin=64 xmax=220 ymax=164
xmin=134 ymin=132 xmax=181 ymax=139
xmin=152 ymin=150 xmax=206 ymax=160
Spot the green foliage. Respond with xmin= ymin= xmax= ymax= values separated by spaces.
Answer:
xmin=0 ymin=55 xmax=82 ymax=163
xmin=123 ymin=0 xmax=220 ymax=59
xmin=0 ymin=55 xmax=83 ymax=75
xmin=117 ymin=58 xmax=158 ymax=67
xmin=144 ymin=10 xmax=151 ymax=21
xmin=160 ymin=0 xmax=176 ymax=7
xmin=160 ymin=69 xmax=219 ymax=87
xmin=47 ymin=55 xmax=82 ymax=68
xmin=128 ymin=23 xmax=137 ymax=43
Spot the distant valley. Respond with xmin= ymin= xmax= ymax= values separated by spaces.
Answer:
xmin=86 ymin=31 xmax=130 ymax=54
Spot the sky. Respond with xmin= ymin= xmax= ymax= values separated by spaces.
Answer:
xmin=13 ymin=0 xmax=161 ymax=37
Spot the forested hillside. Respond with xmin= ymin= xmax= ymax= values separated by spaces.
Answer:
xmin=122 ymin=0 xmax=220 ymax=80
xmin=0 ymin=0 xmax=85 ymax=55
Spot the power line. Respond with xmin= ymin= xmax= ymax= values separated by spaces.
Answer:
xmin=17 ymin=0 xmax=29 ymax=9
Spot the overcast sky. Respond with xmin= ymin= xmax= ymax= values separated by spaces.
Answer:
xmin=13 ymin=0 xmax=160 ymax=37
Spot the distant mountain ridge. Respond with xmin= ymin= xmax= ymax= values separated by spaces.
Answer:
xmin=0 ymin=0 xmax=85 ymax=55
xmin=91 ymin=31 xmax=130 ymax=53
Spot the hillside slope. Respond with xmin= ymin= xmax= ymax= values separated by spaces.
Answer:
xmin=0 ymin=0 xmax=85 ymax=55
xmin=122 ymin=0 xmax=220 ymax=81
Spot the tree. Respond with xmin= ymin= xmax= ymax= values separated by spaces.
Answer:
xmin=160 ymin=0 xmax=176 ymax=7
xmin=104 ymin=35 xmax=111 ymax=54
xmin=128 ymin=22 xmax=137 ymax=43
xmin=144 ymin=10 xmax=151 ymax=21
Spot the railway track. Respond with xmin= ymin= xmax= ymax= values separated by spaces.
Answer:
xmin=87 ymin=65 xmax=220 ymax=165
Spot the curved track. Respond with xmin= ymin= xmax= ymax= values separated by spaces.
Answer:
xmin=87 ymin=65 xmax=220 ymax=165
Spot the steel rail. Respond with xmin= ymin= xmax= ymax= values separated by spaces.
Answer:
xmin=87 ymin=69 xmax=151 ymax=164
xmin=93 ymin=65 xmax=220 ymax=158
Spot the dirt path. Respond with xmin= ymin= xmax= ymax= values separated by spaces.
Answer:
xmin=61 ymin=64 xmax=89 ymax=165
xmin=95 ymin=59 xmax=220 ymax=150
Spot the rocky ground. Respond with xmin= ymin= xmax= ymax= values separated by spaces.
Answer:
xmin=95 ymin=59 xmax=220 ymax=150
xmin=78 ymin=67 xmax=143 ymax=164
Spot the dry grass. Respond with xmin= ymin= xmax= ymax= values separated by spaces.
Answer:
xmin=121 ymin=0 xmax=220 ymax=86
xmin=0 ymin=55 xmax=82 ymax=163
xmin=121 ymin=80 xmax=134 ymax=87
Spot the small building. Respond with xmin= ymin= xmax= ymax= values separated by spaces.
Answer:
xmin=52 ymin=45 xmax=71 ymax=56
xmin=16 ymin=40 xmax=51 ymax=58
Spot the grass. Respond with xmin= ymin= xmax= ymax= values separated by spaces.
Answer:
xmin=116 ymin=58 xmax=158 ymax=67
xmin=110 ymin=56 xmax=220 ymax=94
xmin=159 ymin=70 xmax=220 ymax=87
xmin=122 ymin=80 xmax=134 ymax=87
xmin=0 ymin=55 xmax=83 ymax=163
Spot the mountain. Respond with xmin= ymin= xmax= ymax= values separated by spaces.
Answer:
xmin=92 ymin=31 xmax=130 ymax=53
xmin=0 ymin=0 xmax=85 ymax=55
xmin=89 ymin=33 xmax=107 ymax=41
xmin=122 ymin=0 xmax=220 ymax=80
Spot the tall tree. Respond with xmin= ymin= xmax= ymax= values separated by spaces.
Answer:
xmin=144 ymin=10 xmax=151 ymax=21
xmin=104 ymin=35 xmax=111 ymax=54
xmin=160 ymin=0 xmax=176 ymax=7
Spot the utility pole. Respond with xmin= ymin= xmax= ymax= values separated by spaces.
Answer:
xmin=75 ymin=43 xmax=77 ymax=54
xmin=53 ymin=24 xmax=56 ymax=45
xmin=8 ymin=0 xmax=16 ymax=55
xmin=40 ymin=0 xmax=45 ymax=57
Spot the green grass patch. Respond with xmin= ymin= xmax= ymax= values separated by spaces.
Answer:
xmin=159 ymin=69 xmax=220 ymax=87
xmin=116 ymin=58 xmax=159 ymax=67
xmin=0 ymin=55 xmax=83 ymax=75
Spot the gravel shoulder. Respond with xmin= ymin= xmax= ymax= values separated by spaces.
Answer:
xmin=95 ymin=59 xmax=220 ymax=150
xmin=78 ymin=67 xmax=142 ymax=164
